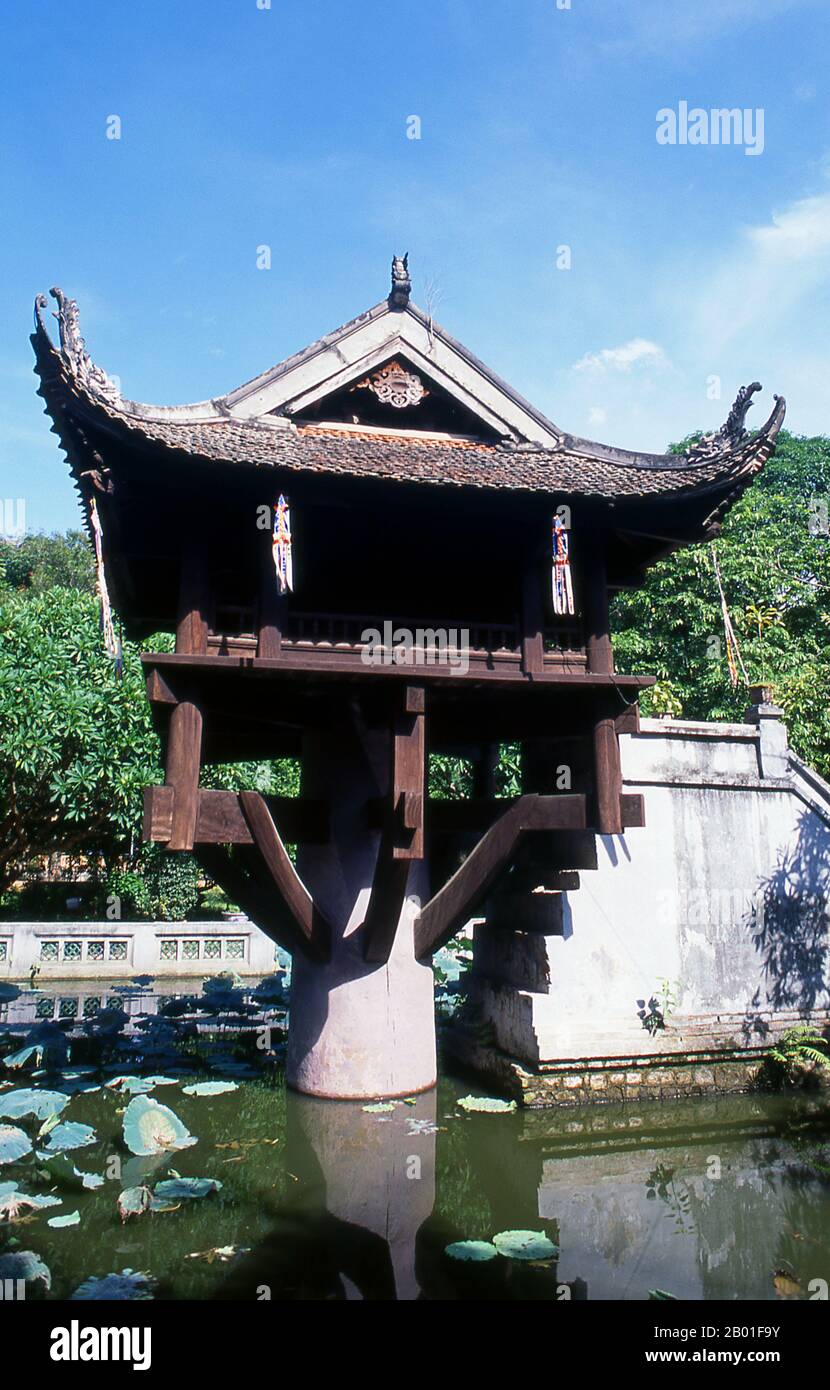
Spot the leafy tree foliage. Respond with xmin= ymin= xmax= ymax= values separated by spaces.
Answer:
xmin=0 ymin=530 xmax=95 ymax=595
xmin=0 ymin=586 xmax=160 ymax=891
xmin=0 ymin=550 xmax=299 ymax=892
xmin=612 ymin=431 xmax=830 ymax=776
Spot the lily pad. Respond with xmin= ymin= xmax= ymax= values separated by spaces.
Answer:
xmin=41 ymin=1121 xmax=97 ymax=1153
xmin=48 ymin=1210 xmax=80 ymax=1228
xmin=181 ymin=1081 xmax=239 ymax=1097
xmin=0 ymin=1249 xmax=51 ymax=1290
xmin=0 ymin=1124 xmax=33 ymax=1164
xmin=445 ymin=1240 xmax=499 ymax=1262
xmin=3 ymin=1045 xmax=43 ymax=1071
xmin=107 ymin=1074 xmax=180 ymax=1096
xmin=362 ymin=1101 xmax=397 ymax=1113
xmin=492 ymin=1229 xmax=559 ymax=1261
xmin=648 ymin=1288 xmax=678 ymax=1300
xmin=0 ymin=1181 xmax=62 ymax=1218
xmin=0 ymin=1089 xmax=71 ymax=1123
xmin=35 ymin=1152 xmax=104 ymax=1191
xmin=70 ymin=1268 xmax=156 ymax=1300
xmin=122 ymin=1095 xmax=197 ymax=1156
xmin=153 ymin=1177 xmax=222 ymax=1200
xmin=117 ymin=1185 xmax=153 ymax=1222
xmin=457 ymin=1095 xmax=517 ymax=1114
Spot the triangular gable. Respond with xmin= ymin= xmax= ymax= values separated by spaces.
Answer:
xmin=222 ymin=299 xmax=563 ymax=446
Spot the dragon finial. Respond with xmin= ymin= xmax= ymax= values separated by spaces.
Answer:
xmin=686 ymin=382 xmax=764 ymax=462
xmin=45 ymin=287 xmax=121 ymax=402
xmin=389 ymin=253 xmax=411 ymax=310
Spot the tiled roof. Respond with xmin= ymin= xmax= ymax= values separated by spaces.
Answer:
xmin=32 ymin=293 xmax=786 ymax=506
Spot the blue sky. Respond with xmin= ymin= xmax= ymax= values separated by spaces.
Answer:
xmin=1 ymin=0 xmax=829 ymax=533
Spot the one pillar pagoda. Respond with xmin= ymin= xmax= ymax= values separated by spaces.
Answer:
xmin=32 ymin=263 xmax=785 ymax=1099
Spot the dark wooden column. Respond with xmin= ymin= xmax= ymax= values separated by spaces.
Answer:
xmin=258 ymin=526 xmax=283 ymax=659
xmin=166 ymin=539 xmax=208 ymax=850
xmin=520 ymin=532 xmax=546 ymax=676
xmin=583 ymin=534 xmax=622 ymax=835
xmin=175 ymin=536 xmax=209 ymax=656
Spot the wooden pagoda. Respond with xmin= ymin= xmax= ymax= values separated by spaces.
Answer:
xmin=32 ymin=263 xmax=785 ymax=1097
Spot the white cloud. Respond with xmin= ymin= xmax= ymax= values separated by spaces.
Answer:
xmin=573 ymin=338 xmax=668 ymax=373
xmin=687 ymin=191 xmax=830 ymax=355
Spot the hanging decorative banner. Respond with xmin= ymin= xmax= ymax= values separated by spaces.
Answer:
xmin=88 ymin=496 xmax=120 ymax=661
xmin=272 ymin=494 xmax=294 ymax=595
xmin=710 ymin=545 xmax=747 ymax=689
xmin=551 ymin=514 xmax=575 ymax=616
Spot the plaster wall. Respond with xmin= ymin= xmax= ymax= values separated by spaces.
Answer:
xmin=468 ymin=712 xmax=830 ymax=1068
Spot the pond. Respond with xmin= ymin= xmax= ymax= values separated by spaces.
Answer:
xmin=1 ymin=979 xmax=829 ymax=1301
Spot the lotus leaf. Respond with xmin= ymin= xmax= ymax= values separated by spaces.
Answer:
xmin=122 ymin=1095 xmax=196 ymax=1156
xmin=41 ymin=1121 xmax=97 ymax=1153
xmin=445 ymin=1240 xmax=499 ymax=1262
xmin=153 ymin=1177 xmax=222 ymax=1200
xmin=70 ymin=1268 xmax=156 ymax=1300
xmin=181 ymin=1081 xmax=239 ymax=1097
xmin=492 ymin=1229 xmax=559 ymax=1261
xmin=0 ymin=1249 xmax=51 ymax=1289
xmin=457 ymin=1095 xmax=517 ymax=1114
xmin=48 ymin=1210 xmax=80 ymax=1228
xmin=0 ymin=1089 xmax=70 ymax=1122
xmin=0 ymin=1124 xmax=33 ymax=1164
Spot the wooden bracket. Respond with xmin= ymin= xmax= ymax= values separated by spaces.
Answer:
xmin=414 ymin=793 xmax=586 ymax=958
xmin=237 ymin=791 xmax=330 ymax=962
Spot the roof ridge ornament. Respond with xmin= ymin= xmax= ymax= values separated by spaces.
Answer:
xmin=686 ymin=382 xmax=764 ymax=461
xmin=45 ymin=286 xmax=121 ymax=402
xmin=389 ymin=253 xmax=411 ymax=310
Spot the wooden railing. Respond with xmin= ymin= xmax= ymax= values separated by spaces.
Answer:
xmin=206 ymin=608 xmax=587 ymax=670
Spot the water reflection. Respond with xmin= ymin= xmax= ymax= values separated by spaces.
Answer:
xmin=217 ymin=1090 xmax=830 ymax=1301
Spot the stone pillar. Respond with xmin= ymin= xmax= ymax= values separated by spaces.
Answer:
xmin=746 ymin=684 xmax=789 ymax=780
xmin=286 ymin=701 xmax=437 ymax=1099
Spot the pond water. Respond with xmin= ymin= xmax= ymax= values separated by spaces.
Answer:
xmin=2 ymin=980 xmax=829 ymax=1301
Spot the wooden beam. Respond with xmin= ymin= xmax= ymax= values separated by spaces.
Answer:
xmin=143 ymin=785 xmax=329 ymax=845
xmin=165 ymin=700 xmax=204 ymax=851
xmin=615 ymin=703 xmax=640 ymax=736
xmin=620 ymin=792 xmax=646 ymax=828
xmin=414 ymin=793 xmax=586 ymax=958
xmin=392 ymin=685 xmax=426 ymax=860
xmin=238 ymin=790 xmax=330 ymax=962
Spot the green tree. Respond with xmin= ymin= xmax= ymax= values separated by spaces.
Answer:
xmin=0 ymin=530 xmax=95 ymax=595
xmin=0 ymin=586 xmax=161 ymax=890
xmin=612 ymin=431 xmax=830 ymax=776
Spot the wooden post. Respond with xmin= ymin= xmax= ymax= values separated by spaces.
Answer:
xmin=175 ymin=537 xmax=209 ymax=656
xmin=166 ymin=701 xmax=204 ymax=850
xmin=473 ymin=742 xmax=500 ymax=800
xmin=520 ymin=549 xmax=545 ymax=676
xmin=167 ymin=539 xmax=208 ymax=849
xmin=583 ymin=534 xmax=622 ymax=834
xmin=258 ymin=524 xmax=283 ymax=659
